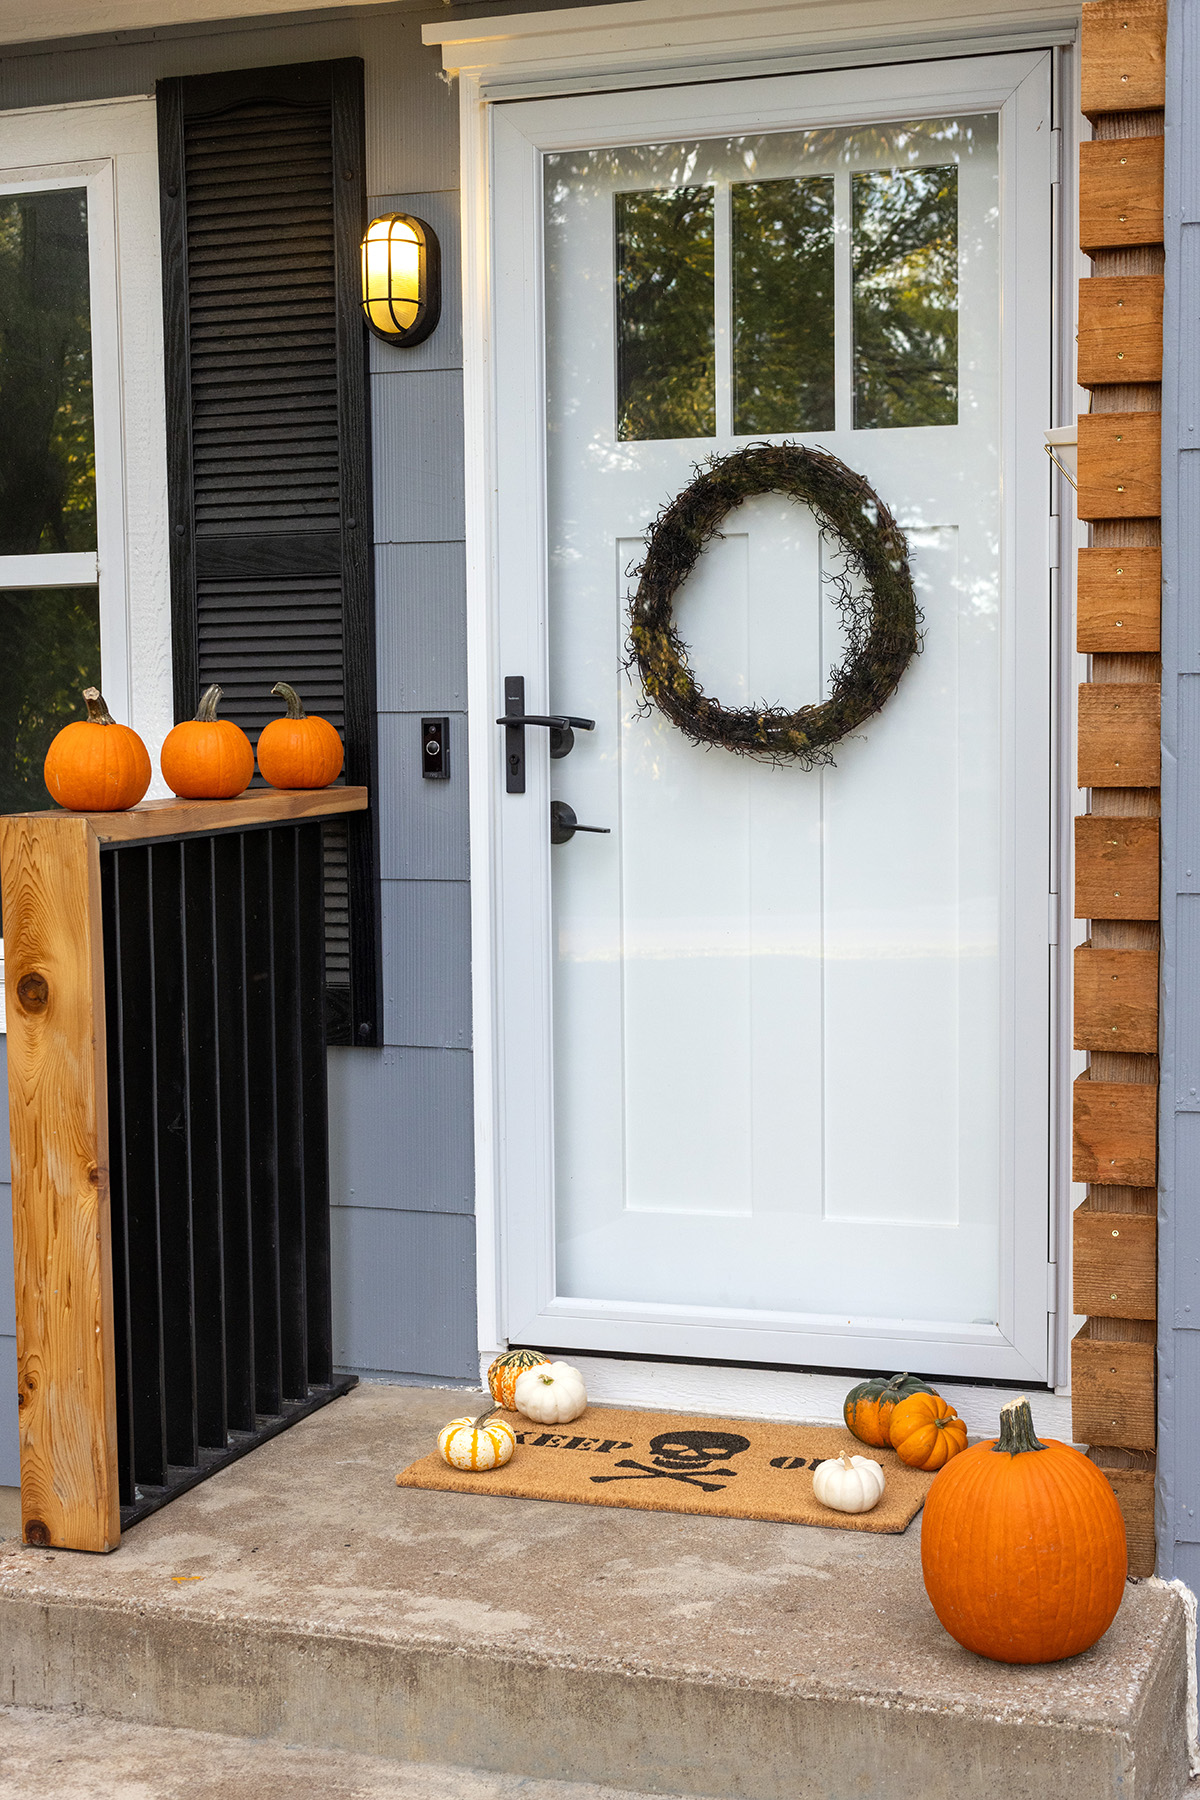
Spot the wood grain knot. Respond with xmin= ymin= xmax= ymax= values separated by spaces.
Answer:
xmin=23 ymin=1520 xmax=50 ymax=1547
xmin=15 ymin=972 xmax=49 ymax=1013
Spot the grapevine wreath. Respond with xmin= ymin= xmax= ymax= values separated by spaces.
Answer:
xmin=627 ymin=442 xmax=921 ymax=768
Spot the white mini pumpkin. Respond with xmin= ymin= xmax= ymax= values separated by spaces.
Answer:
xmin=436 ymin=1413 xmax=516 ymax=1471
xmin=512 ymin=1360 xmax=588 ymax=1424
xmin=812 ymin=1451 xmax=886 ymax=1514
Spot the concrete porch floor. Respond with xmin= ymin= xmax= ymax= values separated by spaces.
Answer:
xmin=0 ymin=1383 xmax=1190 ymax=1800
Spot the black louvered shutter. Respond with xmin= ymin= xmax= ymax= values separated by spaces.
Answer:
xmin=157 ymin=60 xmax=381 ymax=1047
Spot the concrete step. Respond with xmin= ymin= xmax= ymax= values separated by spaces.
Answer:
xmin=0 ymin=1383 xmax=1191 ymax=1800
xmin=0 ymin=1704 xmax=720 ymax=1799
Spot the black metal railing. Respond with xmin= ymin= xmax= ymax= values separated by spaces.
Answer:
xmin=100 ymin=818 xmax=353 ymax=1526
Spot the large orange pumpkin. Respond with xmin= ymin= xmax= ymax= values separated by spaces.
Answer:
xmin=160 ymin=684 xmax=254 ymax=799
xmin=256 ymin=682 xmax=344 ymax=790
xmin=844 ymin=1372 xmax=939 ymax=1448
xmin=889 ymin=1391 xmax=967 ymax=1470
xmin=921 ymin=1395 xmax=1126 ymax=1664
xmin=43 ymin=688 xmax=151 ymax=812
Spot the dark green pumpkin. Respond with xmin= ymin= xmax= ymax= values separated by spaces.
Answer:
xmin=843 ymin=1372 xmax=939 ymax=1447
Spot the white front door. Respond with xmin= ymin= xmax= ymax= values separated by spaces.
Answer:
xmin=485 ymin=51 xmax=1054 ymax=1382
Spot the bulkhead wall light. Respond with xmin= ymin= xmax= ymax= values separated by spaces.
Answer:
xmin=360 ymin=213 xmax=441 ymax=347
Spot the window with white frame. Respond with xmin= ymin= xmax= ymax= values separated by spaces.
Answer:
xmin=0 ymin=100 xmax=176 ymax=1023
xmin=0 ymin=176 xmax=106 ymax=812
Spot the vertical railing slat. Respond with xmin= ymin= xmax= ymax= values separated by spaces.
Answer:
xmin=102 ymin=851 xmax=137 ymax=1511
xmin=213 ymin=831 xmax=256 ymax=1434
xmin=184 ymin=837 xmax=227 ymax=1449
xmin=300 ymin=823 xmax=333 ymax=1387
xmin=273 ymin=829 xmax=309 ymax=1401
xmin=114 ymin=847 xmax=169 ymax=1491
xmin=153 ymin=843 xmax=198 ymax=1470
xmin=243 ymin=829 xmax=282 ymax=1416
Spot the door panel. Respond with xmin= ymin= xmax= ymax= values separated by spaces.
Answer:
xmin=489 ymin=52 xmax=1053 ymax=1379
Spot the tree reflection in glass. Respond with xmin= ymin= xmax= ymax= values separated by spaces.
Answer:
xmin=852 ymin=164 xmax=958 ymax=429
xmin=732 ymin=176 xmax=835 ymax=436
xmin=0 ymin=586 xmax=100 ymax=813
xmin=616 ymin=186 xmax=715 ymax=442
xmin=0 ymin=188 xmax=96 ymax=553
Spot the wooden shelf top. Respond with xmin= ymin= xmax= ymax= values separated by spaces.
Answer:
xmin=1 ymin=785 xmax=369 ymax=844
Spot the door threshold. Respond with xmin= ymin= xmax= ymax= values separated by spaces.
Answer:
xmin=482 ymin=1350 xmax=1074 ymax=1443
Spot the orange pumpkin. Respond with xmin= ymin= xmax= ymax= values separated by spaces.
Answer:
xmin=43 ymin=688 xmax=151 ymax=813
xmin=889 ymin=1391 xmax=968 ymax=1470
xmin=160 ymin=684 xmax=254 ymax=799
xmin=844 ymin=1372 xmax=939 ymax=1448
xmin=256 ymin=682 xmax=344 ymax=790
xmin=921 ymin=1396 xmax=1126 ymax=1663
xmin=486 ymin=1347 xmax=551 ymax=1411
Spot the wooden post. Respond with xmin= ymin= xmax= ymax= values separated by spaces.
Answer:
xmin=0 ymin=814 xmax=118 ymax=1552
xmin=1073 ymin=0 xmax=1165 ymax=1578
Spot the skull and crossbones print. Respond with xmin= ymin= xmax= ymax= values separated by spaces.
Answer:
xmin=590 ymin=1429 xmax=752 ymax=1493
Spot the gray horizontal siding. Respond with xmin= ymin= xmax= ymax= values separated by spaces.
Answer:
xmin=381 ymin=880 xmax=472 ymax=1049
xmin=0 ymin=1338 xmax=15 ymax=1487
xmin=331 ymin=1207 xmax=477 ymax=1381
xmin=0 ymin=12 xmax=460 ymax=198
xmin=0 ymin=1183 xmax=11 ymax=1338
xmin=378 ymin=713 xmax=469 ymax=880
xmin=328 ymin=1046 xmax=473 ymax=1215
xmin=376 ymin=543 xmax=467 ymax=713
xmin=371 ymin=370 xmax=466 ymax=544
xmin=0 ymin=1036 xmax=12 ymax=1482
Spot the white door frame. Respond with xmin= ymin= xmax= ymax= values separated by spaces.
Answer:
xmin=450 ymin=4 xmax=1080 ymax=1387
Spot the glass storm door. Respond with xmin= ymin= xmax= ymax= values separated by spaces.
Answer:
xmin=488 ymin=52 xmax=1054 ymax=1381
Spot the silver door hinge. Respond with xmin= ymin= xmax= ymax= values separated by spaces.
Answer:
xmin=1047 ymin=1262 xmax=1059 ymax=1311
xmin=1048 ymin=894 xmax=1059 ymax=946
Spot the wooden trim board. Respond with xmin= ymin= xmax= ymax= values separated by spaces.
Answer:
xmin=1080 ymin=0 xmax=1166 ymax=118
xmin=5 ymin=787 xmax=368 ymax=845
xmin=0 ymin=814 xmax=118 ymax=1552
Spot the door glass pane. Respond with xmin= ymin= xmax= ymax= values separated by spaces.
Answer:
xmin=853 ymin=163 xmax=958 ymax=429
xmin=0 ymin=188 xmax=96 ymax=553
xmin=615 ymin=184 xmax=715 ymax=441
xmin=0 ymin=586 xmax=100 ymax=811
xmin=732 ymin=176 xmax=834 ymax=435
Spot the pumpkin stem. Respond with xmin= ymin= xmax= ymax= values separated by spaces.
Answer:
xmin=82 ymin=687 xmax=116 ymax=726
xmin=993 ymin=1396 xmax=1047 ymax=1456
xmin=470 ymin=1409 xmax=503 ymax=1431
xmin=194 ymin=684 xmax=223 ymax=722
xmin=271 ymin=681 xmax=306 ymax=719
xmin=841 ymin=1452 xmax=856 ymax=1470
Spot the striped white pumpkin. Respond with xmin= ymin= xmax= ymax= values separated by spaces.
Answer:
xmin=437 ymin=1414 xmax=516 ymax=1471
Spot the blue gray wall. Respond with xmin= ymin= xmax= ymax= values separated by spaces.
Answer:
xmin=1160 ymin=0 xmax=1199 ymax=1587
xmin=0 ymin=1041 xmax=14 ymax=1484
xmin=0 ymin=2 xmax=488 ymax=1481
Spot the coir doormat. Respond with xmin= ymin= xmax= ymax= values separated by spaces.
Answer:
xmin=395 ymin=1405 xmax=934 ymax=1533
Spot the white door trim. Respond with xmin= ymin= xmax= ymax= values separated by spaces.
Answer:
xmin=461 ymin=26 xmax=1078 ymax=1384
xmin=427 ymin=0 xmax=1081 ymax=90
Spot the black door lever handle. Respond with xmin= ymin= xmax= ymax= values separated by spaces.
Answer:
xmin=494 ymin=713 xmax=596 ymax=732
xmin=495 ymin=711 xmax=594 ymax=762
xmin=550 ymin=801 xmax=611 ymax=845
